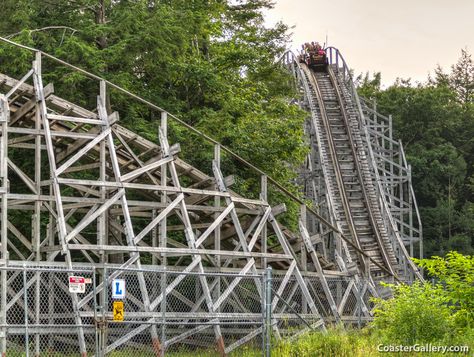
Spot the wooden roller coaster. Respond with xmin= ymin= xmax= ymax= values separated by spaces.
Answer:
xmin=0 ymin=37 xmax=422 ymax=355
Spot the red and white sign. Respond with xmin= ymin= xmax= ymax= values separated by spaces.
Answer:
xmin=68 ymin=276 xmax=86 ymax=293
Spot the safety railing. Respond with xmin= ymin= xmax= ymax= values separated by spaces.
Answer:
xmin=281 ymin=48 xmax=423 ymax=281
xmin=325 ymin=47 xmax=423 ymax=281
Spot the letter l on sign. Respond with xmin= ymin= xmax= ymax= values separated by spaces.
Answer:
xmin=112 ymin=279 xmax=125 ymax=299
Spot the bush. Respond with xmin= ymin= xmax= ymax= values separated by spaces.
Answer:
xmin=371 ymin=282 xmax=455 ymax=344
xmin=414 ymin=251 xmax=474 ymax=327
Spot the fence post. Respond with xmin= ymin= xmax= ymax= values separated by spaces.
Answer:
xmin=357 ymin=280 xmax=362 ymax=329
xmin=98 ymin=267 xmax=108 ymax=357
xmin=161 ymin=268 xmax=167 ymax=356
xmin=261 ymin=271 xmax=266 ymax=355
xmin=93 ymin=267 xmax=100 ymax=357
xmin=23 ymin=268 xmax=29 ymax=357
xmin=265 ymin=267 xmax=272 ymax=357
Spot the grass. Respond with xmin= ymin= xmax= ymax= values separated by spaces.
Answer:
xmin=107 ymin=326 xmax=474 ymax=356
xmin=164 ymin=327 xmax=473 ymax=357
xmin=271 ymin=327 xmax=474 ymax=357
xmin=7 ymin=327 xmax=474 ymax=356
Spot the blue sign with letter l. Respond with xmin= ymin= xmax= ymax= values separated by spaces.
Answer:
xmin=112 ymin=279 xmax=126 ymax=299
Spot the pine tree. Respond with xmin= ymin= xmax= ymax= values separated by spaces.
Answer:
xmin=449 ymin=49 xmax=474 ymax=105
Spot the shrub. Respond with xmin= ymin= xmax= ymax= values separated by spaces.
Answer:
xmin=371 ymin=282 xmax=455 ymax=344
xmin=414 ymin=251 xmax=474 ymax=327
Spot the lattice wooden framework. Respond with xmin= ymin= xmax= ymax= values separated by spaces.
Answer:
xmin=0 ymin=38 xmax=422 ymax=356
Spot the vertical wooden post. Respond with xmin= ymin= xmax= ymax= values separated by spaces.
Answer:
xmin=159 ymin=111 xmax=168 ymax=356
xmin=0 ymin=95 xmax=9 ymax=357
xmin=160 ymin=112 xmax=168 ymax=265
xmin=97 ymin=82 xmax=108 ymax=357
xmin=300 ymin=204 xmax=308 ymax=314
xmin=151 ymin=209 xmax=158 ymax=265
xmin=98 ymin=81 xmax=107 ymax=265
xmin=260 ymin=175 xmax=267 ymax=269
xmin=388 ymin=115 xmax=394 ymax=202
xmin=214 ymin=145 xmax=221 ymax=307
xmin=300 ymin=205 xmax=308 ymax=269
xmin=408 ymin=164 xmax=414 ymax=264
xmin=33 ymin=51 xmax=88 ymax=356
xmin=398 ymin=141 xmax=404 ymax=249
xmin=34 ymin=81 xmax=42 ymax=356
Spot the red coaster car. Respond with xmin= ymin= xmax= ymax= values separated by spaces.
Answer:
xmin=306 ymin=49 xmax=328 ymax=71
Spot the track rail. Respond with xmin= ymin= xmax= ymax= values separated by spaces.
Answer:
xmin=327 ymin=66 xmax=396 ymax=275
xmin=284 ymin=48 xmax=423 ymax=281
xmin=305 ymin=66 xmax=369 ymax=275
xmin=304 ymin=65 xmax=396 ymax=278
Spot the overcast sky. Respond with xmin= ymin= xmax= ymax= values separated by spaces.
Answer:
xmin=265 ymin=0 xmax=474 ymax=86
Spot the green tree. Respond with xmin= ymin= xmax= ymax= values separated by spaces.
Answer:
xmin=0 ymin=0 xmax=308 ymax=233
xmin=449 ymin=49 xmax=474 ymax=105
xmin=357 ymin=50 xmax=474 ymax=257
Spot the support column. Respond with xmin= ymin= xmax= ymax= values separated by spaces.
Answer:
xmin=260 ymin=175 xmax=267 ymax=269
xmin=98 ymin=81 xmax=107 ymax=265
xmin=214 ymin=145 xmax=221 ymax=312
xmin=398 ymin=141 xmax=405 ymax=273
xmin=97 ymin=83 xmax=162 ymax=356
xmin=300 ymin=205 xmax=308 ymax=314
xmin=159 ymin=112 xmax=168 ymax=356
xmin=0 ymin=95 xmax=10 ymax=357
xmin=34 ymin=89 xmax=42 ymax=357
xmin=388 ymin=115 xmax=394 ymax=200
xmin=408 ymin=164 xmax=414 ymax=258
xmin=33 ymin=52 xmax=87 ymax=356
xmin=160 ymin=112 xmax=168 ymax=265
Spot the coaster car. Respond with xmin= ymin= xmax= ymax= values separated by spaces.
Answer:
xmin=306 ymin=51 xmax=328 ymax=71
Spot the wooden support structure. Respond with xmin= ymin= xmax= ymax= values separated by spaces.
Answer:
xmin=0 ymin=38 xmax=423 ymax=356
xmin=286 ymin=48 xmax=423 ymax=283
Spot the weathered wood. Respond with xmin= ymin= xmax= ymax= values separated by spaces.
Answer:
xmin=0 ymin=46 xmax=425 ymax=355
xmin=10 ymin=83 xmax=54 ymax=124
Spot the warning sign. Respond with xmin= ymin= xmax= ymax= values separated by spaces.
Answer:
xmin=68 ymin=276 xmax=85 ymax=293
xmin=113 ymin=301 xmax=124 ymax=321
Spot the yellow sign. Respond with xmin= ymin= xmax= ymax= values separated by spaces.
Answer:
xmin=113 ymin=301 xmax=124 ymax=321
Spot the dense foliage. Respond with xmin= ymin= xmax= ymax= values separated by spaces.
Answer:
xmin=414 ymin=251 xmax=474 ymax=325
xmin=372 ymin=282 xmax=456 ymax=343
xmin=1 ymin=2 xmax=473 ymax=256
xmin=0 ymin=0 xmax=307 ymax=207
xmin=357 ymin=50 xmax=474 ymax=257
xmin=372 ymin=252 xmax=473 ymax=346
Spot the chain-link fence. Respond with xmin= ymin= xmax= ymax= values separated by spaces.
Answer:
xmin=99 ymin=267 xmax=270 ymax=356
xmin=0 ymin=266 xmax=96 ymax=356
xmin=0 ymin=265 xmax=276 ymax=356
xmin=269 ymin=272 xmax=377 ymax=336
xmin=0 ymin=265 xmax=380 ymax=356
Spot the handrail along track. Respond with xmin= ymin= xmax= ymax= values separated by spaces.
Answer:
xmin=283 ymin=47 xmax=423 ymax=282
xmin=0 ymin=35 xmax=412 ymax=282
xmin=305 ymin=66 xmax=370 ymax=275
